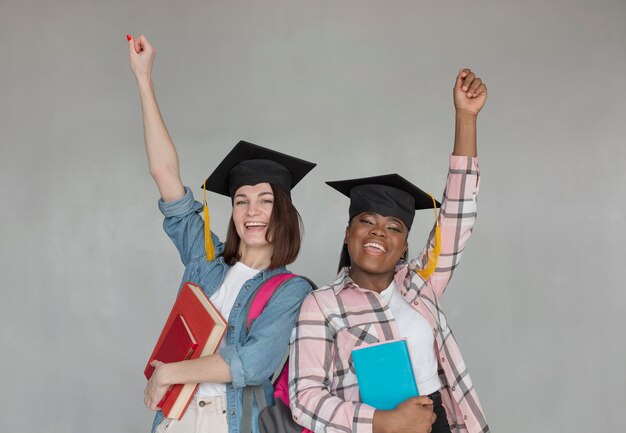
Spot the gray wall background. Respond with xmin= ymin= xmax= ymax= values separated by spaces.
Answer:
xmin=2 ymin=0 xmax=625 ymax=432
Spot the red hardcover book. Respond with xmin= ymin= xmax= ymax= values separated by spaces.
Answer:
xmin=145 ymin=282 xmax=227 ymax=420
xmin=144 ymin=314 xmax=197 ymax=379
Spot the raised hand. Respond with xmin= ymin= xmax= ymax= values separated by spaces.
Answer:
xmin=127 ymin=34 xmax=157 ymax=83
xmin=453 ymin=68 xmax=488 ymax=116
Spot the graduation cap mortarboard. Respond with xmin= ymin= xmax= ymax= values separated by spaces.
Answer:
xmin=202 ymin=141 xmax=316 ymax=197
xmin=326 ymin=174 xmax=440 ymax=230
xmin=199 ymin=140 xmax=316 ymax=262
xmin=326 ymin=173 xmax=442 ymax=280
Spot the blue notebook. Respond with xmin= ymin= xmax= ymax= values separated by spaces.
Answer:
xmin=352 ymin=338 xmax=419 ymax=410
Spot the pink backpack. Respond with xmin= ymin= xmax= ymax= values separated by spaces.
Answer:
xmin=241 ymin=273 xmax=314 ymax=433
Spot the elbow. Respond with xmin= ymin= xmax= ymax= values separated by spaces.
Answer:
xmin=241 ymin=375 xmax=265 ymax=387
xmin=241 ymin=362 xmax=275 ymax=386
xmin=289 ymin=399 xmax=314 ymax=431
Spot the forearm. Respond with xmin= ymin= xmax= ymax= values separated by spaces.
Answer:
xmin=136 ymin=77 xmax=185 ymax=202
xmin=159 ymin=352 xmax=232 ymax=386
xmin=413 ymin=155 xmax=479 ymax=296
xmin=452 ymin=111 xmax=478 ymax=157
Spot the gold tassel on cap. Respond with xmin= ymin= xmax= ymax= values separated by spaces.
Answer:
xmin=416 ymin=194 xmax=441 ymax=280
xmin=203 ymin=187 xmax=216 ymax=261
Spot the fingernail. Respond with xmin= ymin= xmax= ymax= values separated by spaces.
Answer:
xmin=126 ymin=34 xmax=132 ymax=41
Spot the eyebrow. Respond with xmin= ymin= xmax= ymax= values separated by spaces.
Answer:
xmin=359 ymin=213 xmax=405 ymax=228
xmin=234 ymin=191 xmax=275 ymax=199
xmin=387 ymin=217 xmax=406 ymax=228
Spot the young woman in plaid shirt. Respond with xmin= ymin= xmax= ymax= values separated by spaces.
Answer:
xmin=289 ymin=69 xmax=489 ymax=433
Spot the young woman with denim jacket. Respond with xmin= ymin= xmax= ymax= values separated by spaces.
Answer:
xmin=127 ymin=34 xmax=315 ymax=433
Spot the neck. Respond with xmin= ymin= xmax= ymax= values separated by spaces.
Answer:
xmin=238 ymin=244 xmax=273 ymax=270
xmin=348 ymin=267 xmax=395 ymax=293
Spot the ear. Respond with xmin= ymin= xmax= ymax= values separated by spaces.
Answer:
xmin=343 ymin=225 xmax=350 ymax=243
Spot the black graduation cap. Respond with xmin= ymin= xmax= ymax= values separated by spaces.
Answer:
xmin=326 ymin=174 xmax=440 ymax=230
xmin=199 ymin=140 xmax=315 ymax=262
xmin=202 ymin=140 xmax=316 ymax=197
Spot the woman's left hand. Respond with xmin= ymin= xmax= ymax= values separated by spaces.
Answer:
xmin=144 ymin=360 xmax=171 ymax=411
xmin=453 ymin=68 xmax=488 ymax=115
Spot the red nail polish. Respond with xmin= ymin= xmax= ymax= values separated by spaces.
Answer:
xmin=126 ymin=34 xmax=132 ymax=41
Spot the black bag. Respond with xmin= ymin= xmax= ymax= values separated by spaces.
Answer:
xmin=259 ymin=398 xmax=302 ymax=433
xmin=241 ymin=380 xmax=303 ymax=433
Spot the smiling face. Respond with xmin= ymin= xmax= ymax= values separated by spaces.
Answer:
xmin=345 ymin=212 xmax=409 ymax=285
xmin=231 ymin=182 xmax=275 ymax=253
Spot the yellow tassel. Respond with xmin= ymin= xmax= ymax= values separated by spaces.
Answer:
xmin=416 ymin=194 xmax=441 ymax=280
xmin=203 ymin=187 xmax=215 ymax=262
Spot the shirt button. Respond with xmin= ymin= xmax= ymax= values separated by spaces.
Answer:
xmin=229 ymin=325 xmax=234 ymax=331
xmin=451 ymin=386 xmax=456 ymax=392
xmin=441 ymin=357 xmax=445 ymax=363
xmin=222 ymin=410 xmax=226 ymax=414
xmin=236 ymin=303 xmax=241 ymax=308
xmin=229 ymin=409 xmax=235 ymax=415
xmin=464 ymin=415 xmax=468 ymax=420
xmin=413 ymin=300 xmax=419 ymax=305
xmin=433 ymin=327 xmax=438 ymax=334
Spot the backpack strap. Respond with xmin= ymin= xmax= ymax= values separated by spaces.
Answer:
xmin=241 ymin=273 xmax=313 ymax=433
xmin=241 ymin=384 xmax=267 ymax=433
xmin=245 ymin=273 xmax=297 ymax=331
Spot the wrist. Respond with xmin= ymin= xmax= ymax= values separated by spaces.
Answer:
xmin=135 ymin=76 xmax=154 ymax=90
xmin=156 ymin=363 xmax=174 ymax=387
xmin=455 ymin=109 xmax=478 ymax=121
xmin=373 ymin=409 xmax=392 ymax=433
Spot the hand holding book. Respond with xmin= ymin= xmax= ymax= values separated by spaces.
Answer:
xmin=143 ymin=282 xmax=227 ymax=419
xmin=144 ymin=360 xmax=171 ymax=411
xmin=372 ymin=397 xmax=435 ymax=433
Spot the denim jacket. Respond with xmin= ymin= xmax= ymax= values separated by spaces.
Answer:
xmin=150 ymin=187 xmax=313 ymax=433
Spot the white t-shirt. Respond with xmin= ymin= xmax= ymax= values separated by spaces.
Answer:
xmin=379 ymin=281 xmax=442 ymax=396
xmin=197 ymin=262 xmax=260 ymax=398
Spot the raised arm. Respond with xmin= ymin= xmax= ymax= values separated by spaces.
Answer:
xmin=128 ymin=34 xmax=185 ymax=202
xmin=413 ymin=69 xmax=487 ymax=297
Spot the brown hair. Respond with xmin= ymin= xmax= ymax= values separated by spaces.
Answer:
xmin=222 ymin=184 xmax=303 ymax=269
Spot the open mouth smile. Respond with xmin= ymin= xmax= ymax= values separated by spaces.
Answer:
xmin=363 ymin=242 xmax=387 ymax=253
xmin=244 ymin=221 xmax=268 ymax=230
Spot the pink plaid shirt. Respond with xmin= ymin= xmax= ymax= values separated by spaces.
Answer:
xmin=289 ymin=155 xmax=489 ymax=433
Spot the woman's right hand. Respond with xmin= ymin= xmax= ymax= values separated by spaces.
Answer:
xmin=127 ymin=34 xmax=156 ymax=83
xmin=373 ymin=396 xmax=436 ymax=433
